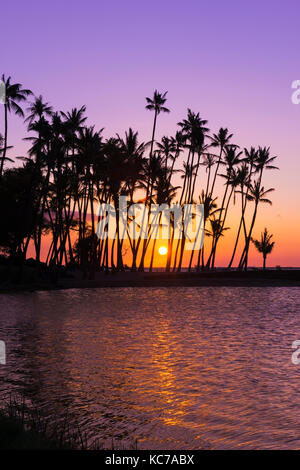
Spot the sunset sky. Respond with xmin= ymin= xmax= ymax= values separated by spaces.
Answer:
xmin=2 ymin=0 xmax=300 ymax=266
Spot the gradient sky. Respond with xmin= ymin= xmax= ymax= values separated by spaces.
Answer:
xmin=2 ymin=0 xmax=300 ymax=266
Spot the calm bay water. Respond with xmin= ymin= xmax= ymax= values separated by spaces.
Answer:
xmin=1 ymin=287 xmax=300 ymax=449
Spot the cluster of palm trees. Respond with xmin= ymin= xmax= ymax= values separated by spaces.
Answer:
xmin=0 ymin=75 xmax=278 ymax=277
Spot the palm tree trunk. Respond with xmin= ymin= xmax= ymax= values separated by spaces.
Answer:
xmin=149 ymin=111 xmax=158 ymax=160
xmin=149 ymin=212 xmax=161 ymax=271
xmin=0 ymin=104 xmax=8 ymax=178
xmin=205 ymin=165 xmax=211 ymax=199
xmin=240 ymin=202 xmax=258 ymax=270
xmin=228 ymin=187 xmax=246 ymax=268
xmin=137 ymin=109 xmax=158 ymax=273
xmin=211 ymin=187 xmax=233 ymax=268
xmin=206 ymin=178 xmax=230 ymax=269
xmin=209 ymin=146 xmax=223 ymax=197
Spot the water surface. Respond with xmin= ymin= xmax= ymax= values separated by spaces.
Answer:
xmin=0 ymin=287 xmax=300 ymax=449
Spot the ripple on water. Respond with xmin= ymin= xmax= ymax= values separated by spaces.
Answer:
xmin=0 ymin=286 xmax=300 ymax=449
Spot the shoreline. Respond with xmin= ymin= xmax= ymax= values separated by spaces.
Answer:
xmin=1 ymin=270 xmax=300 ymax=292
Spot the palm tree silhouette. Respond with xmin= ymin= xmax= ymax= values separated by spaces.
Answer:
xmin=196 ymin=191 xmax=219 ymax=270
xmin=209 ymin=127 xmax=233 ymax=198
xmin=227 ymin=160 xmax=252 ymax=268
xmin=251 ymin=228 xmax=275 ymax=269
xmin=149 ymin=168 xmax=178 ymax=271
xmin=117 ymin=128 xmax=146 ymax=270
xmin=174 ymin=110 xmax=209 ymax=271
xmin=25 ymin=95 xmax=53 ymax=124
xmin=0 ymin=75 xmax=32 ymax=178
xmin=61 ymin=106 xmax=87 ymax=160
xmin=239 ymin=183 xmax=275 ymax=270
xmin=145 ymin=90 xmax=170 ymax=161
xmin=206 ymin=145 xmax=242 ymax=269
xmin=237 ymin=146 xmax=278 ymax=270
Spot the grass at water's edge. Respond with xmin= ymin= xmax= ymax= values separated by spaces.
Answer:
xmin=0 ymin=398 xmax=138 ymax=450
xmin=0 ymin=413 xmax=63 ymax=450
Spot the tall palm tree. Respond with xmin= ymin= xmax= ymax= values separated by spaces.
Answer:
xmin=137 ymin=91 xmax=169 ymax=271
xmin=227 ymin=161 xmax=252 ymax=268
xmin=178 ymin=110 xmax=209 ymax=204
xmin=196 ymin=191 xmax=219 ymax=270
xmin=138 ymin=152 xmax=164 ymax=271
xmin=117 ymin=128 xmax=146 ymax=270
xmin=238 ymin=147 xmax=278 ymax=269
xmin=240 ymin=183 xmax=274 ymax=269
xmin=145 ymin=90 xmax=170 ymax=161
xmin=206 ymin=145 xmax=242 ymax=268
xmin=103 ymin=138 xmax=128 ymax=271
xmin=251 ymin=228 xmax=275 ymax=269
xmin=239 ymin=147 xmax=259 ymax=242
xmin=0 ymin=75 xmax=32 ymax=177
xmin=210 ymin=166 xmax=241 ymax=268
xmin=149 ymin=169 xmax=178 ymax=272
xmin=164 ymin=132 xmax=185 ymax=271
xmin=172 ymin=161 xmax=197 ymax=271
xmin=117 ymin=127 xmax=146 ymax=202
xmin=174 ymin=110 xmax=209 ymax=271
xmin=209 ymin=127 xmax=233 ymax=197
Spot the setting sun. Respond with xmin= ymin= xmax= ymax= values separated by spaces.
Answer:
xmin=158 ymin=246 xmax=168 ymax=256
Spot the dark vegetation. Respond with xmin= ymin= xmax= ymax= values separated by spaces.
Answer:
xmin=0 ymin=397 xmax=138 ymax=450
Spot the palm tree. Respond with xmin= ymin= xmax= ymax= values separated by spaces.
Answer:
xmin=196 ymin=191 xmax=219 ymax=270
xmin=201 ymin=153 xmax=217 ymax=198
xmin=25 ymin=95 xmax=53 ymax=124
xmin=117 ymin=128 xmax=146 ymax=202
xmin=209 ymin=127 xmax=233 ymax=197
xmin=206 ymin=145 xmax=242 ymax=268
xmin=168 ymin=131 xmax=185 ymax=182
xmin=137 ymin=91 xmax=169 ymax=271
xmin=237 ymin=147 xmax=278 ymax=269
xmin=210 ymin=166 xmax=241 ymax=268
xmin=209 ymin=215 xmax=230 ymax=253
xmin=164 ymin=132 xmax=185 ymax=271
xmin=0 ymin=133 xmax=13 ymax=165
xmin=138 ymin=152 xmax=165 ymax=271
xmin=0 ymin=75 xmax=32 ymax=177
xmin=61 ymin=106 xmax=87 ymax=160
xmin=255 ymin=146 xmax=278 ymax=185
xmin=174 ymin=110 xmax=209 ymax=271
xmin=178 ymin=109 xmax=209 ymax=203
xmin=102 ymin=138 xmax=128 ymax=271
xmin=117 ymin=128 xmax=146 ymax=270
xmin=145 ymin=90 xmax=170 ymax=161
xmin=238 ymin=147 xmax=259 ymax=243
xmin=240 ymin=183 xmax=275 ymax=269
xmin=172 ymin=161 xmax=197 ymax=271
xmin=251 ymin=228 xmax=275 ymax=269
xmin=74 ymin=126 xmax=103 ymax=276
xmin=149 ymin=169 xmax=178 ymax=272
xmin=227 ymin=161 xmax=252 ymax=268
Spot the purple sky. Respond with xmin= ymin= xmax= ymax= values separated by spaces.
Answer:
xmin=2 ymin=0 xmax=300 ymax=264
